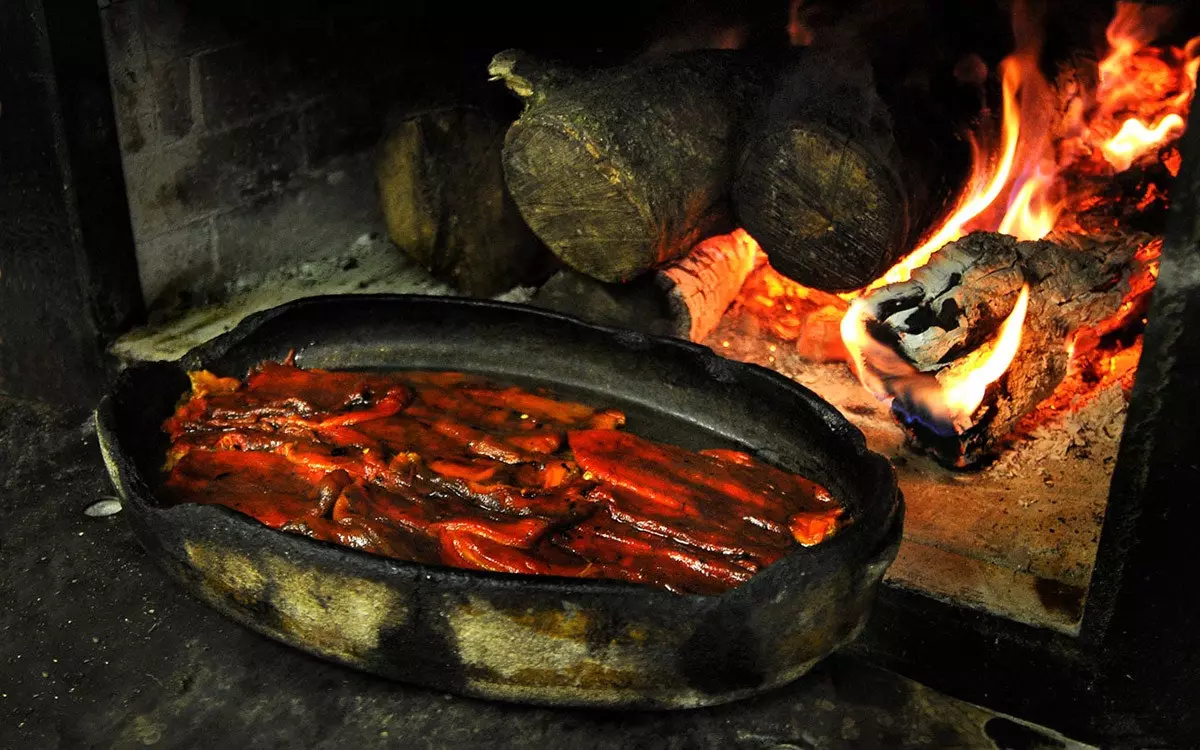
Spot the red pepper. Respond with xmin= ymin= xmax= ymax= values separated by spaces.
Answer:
xmin=163 ymin=361 xmax=841 ymax=595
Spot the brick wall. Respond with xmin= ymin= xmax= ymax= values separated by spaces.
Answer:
xmin=98 ymin=1 xmax=482 ymax=308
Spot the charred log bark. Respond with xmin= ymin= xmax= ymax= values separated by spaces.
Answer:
xmin=377 ymin=106 xmax=554 ymax=297
xmin=855 ymin=229 xmax=1156 ymax=467
xmin=733 ymin=41 xmax=974 ymax=292
xmin=532 ymin=231 xmax=761 ymax=342
xmin=490 ymin=49 xmax=772 ymax=283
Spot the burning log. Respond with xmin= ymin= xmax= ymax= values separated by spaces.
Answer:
xmin=846 ymin=229 xmax=1156 ymax=467
xmin=490 ymin=49 xmax=771 ymax=283
xmin=377 ymin=105 xmax=554 ymax=297
xmin=533 ymin=230 xmax=761 ymax=342
xmin=733 ymin=42 xmax=973 ymax=292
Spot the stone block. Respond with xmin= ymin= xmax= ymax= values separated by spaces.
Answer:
xmin=156 ymin=56 xmax=195 ymax=140
xmin=212 ymin=153 xmax=381 ymax=283
xmin=121 ymin=113 xmax=303 ymax=238
xmin=100 ymin=0 xmax=154 ymax=153
xmin=136 ymin=219 xmax=217 ymax=311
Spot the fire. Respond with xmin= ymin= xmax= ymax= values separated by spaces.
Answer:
xmin=837 ymin=1 xmax=1200 ymax=432
xmin=1102 ymin=114 xmax=1186 ymax=171
xmin=839 ymin=285 xmax=1029 ymax=436
xmin=877 ymin=0 xmax=1199 ymax=289
xmin=939 ymin=286 xmax=1030 ymax=432
xmin=871 ymin=70 xmax=1020 ymax=288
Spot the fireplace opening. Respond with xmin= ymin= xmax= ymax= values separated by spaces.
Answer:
xmin=697 ymin=0 xmax=1200 ymax=634
xmin=3 ymin=0 xmax=1190 ymax=741
xmin=98 ymin=0 xmax=1200 ymax=638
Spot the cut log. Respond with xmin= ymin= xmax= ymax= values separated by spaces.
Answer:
xmin=849 ymin=229 xmax=1157 ymax=467
xmin=532 ymin=230 xmax=761 ymax=342
xmin=490 ymin=49 xmax=773 ymax=283
xmin=734 ymin=41 xmax=973 ymax=292
xmin=377 ymin=105 xmax=554 ymax=297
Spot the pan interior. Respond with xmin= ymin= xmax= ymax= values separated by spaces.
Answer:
xmin=151 ymin=296 xmax=887 ymax=526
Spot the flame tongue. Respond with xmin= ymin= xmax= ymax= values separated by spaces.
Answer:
xmin=1102 ymin=114 xmax=1186 ymax=170
xmin=938 ymin=285 xmax=1030 ymax=432
xmin=874 ymin=0 xmax=1200 ymax=295
xmin=842 ymin=285 xmax=1031 ymax=437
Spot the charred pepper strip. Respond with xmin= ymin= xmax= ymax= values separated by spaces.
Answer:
xmin=163 ymin=450 xmax=327 ymax=529
xmin=570 ymin=429 xmax=837 ymax=523
xmin=440 ymin=532 xmax=590 ymax=577
xmin=554 ymin=512 xmax=756 ymax=595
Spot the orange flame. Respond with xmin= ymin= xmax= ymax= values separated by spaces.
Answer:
xmin=1102 ymin=114 xmax=1186 ymax=170
xmin=868 ymin=34 xmax=1056 ymax=286
xmin=940 ymin=285 xmax=1030 ymax=431
xmin=875 ymin=1 xmax=1199 ymax=292
xmin=839 ymin=2 xmax=1200 ymax=426
xmin=1090 ymin=4 xmax=1200 ymax=171
xmin=838 ymin=286 xmax=1030 ymax=435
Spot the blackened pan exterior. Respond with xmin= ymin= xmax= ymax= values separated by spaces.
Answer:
xmin=96 ymin=295 xmax=902 ymax=709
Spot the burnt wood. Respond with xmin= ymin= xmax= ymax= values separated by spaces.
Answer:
xmin=854 ymin=230 xmax=1153 ymax=466
xmin=377 ymin=105 xmax=554 ymax=297
xmin=95 ymin=294 xmax=902 ymax=709
xmin=866 ymin=231 xmax=1151 ymax=370
xmin=0 ymin=0 xmax=143 ymax=407
xmin=533 ymin=231 xmax=760 ymax=342
xmin=490 ymin=49 xmax=772 ymax=283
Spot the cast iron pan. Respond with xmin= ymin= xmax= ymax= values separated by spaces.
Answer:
xmin=96 ymin=294 xmax=902 ymax=709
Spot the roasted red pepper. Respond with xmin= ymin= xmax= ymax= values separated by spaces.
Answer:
xmin=161 ymin=360 xmax=843 ymax=594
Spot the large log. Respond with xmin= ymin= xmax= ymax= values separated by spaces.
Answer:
xmin=377 ymin=105 xmax=555 ymax=297
xmin=490 ymin=49 xmax=772 ymax=283
xmin=848 ymin=229 xmax=1156 ymax=467
xmin=734 ymin=41 xmax=973 ymax=292
xmin=532 ymin=230 xmax=761 ymax=342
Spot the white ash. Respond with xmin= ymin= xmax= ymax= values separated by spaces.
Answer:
xmin=986 ymin=377 xmax=1130 ymax=480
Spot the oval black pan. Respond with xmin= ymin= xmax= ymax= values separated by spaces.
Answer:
xmin=96 ymin=294 xmax=902 ymax=709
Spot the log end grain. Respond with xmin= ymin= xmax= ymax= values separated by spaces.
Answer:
xmin=377 ymin=107 xmax=552 ymax=297
xmin=736 ymin=122 xmax=906 ymax=292
xmin=503 ymin=118 xmax=654 ymax=283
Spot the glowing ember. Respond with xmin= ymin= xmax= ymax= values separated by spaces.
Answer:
xmin=787 ymin=0 xmax=813 ymax=47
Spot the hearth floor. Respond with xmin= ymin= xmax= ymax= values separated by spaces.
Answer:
xmin=703 ymin=324 xmax=1119 ymax=636
xmin=0 ymin=395 xmax=1089 ymax=749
